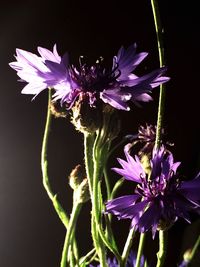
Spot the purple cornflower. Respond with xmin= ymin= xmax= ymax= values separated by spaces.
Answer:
xmin=10 ymin=44 xmax=169 ymax=111
xmin=105 ymin=146 xmax=200 ymax=238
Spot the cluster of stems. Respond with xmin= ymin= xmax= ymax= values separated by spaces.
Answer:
xmin=39 ymin=1 xmax=200 ymax=267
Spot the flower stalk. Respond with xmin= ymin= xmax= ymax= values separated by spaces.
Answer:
xmin=151 ymin=0 xmax=166 ymax=149
xmin=151 ymin=1 xmax=168 ymax=266
xmin=60 ymin=201 xmax=82 ymax=267
xmin=41 ymin=89 xmax=69 ymax=228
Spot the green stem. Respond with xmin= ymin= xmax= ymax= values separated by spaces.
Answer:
xmin=41 ymin=89 xmax=69 ymax=228
xmin=156 ymin=231 xmax=167 ymax=267
xmin=60 ymin=201 xmax=82 ymax=267
xmin=151 ymin=1 xmax=168 ymax=266
xmin=41 ymin=90 xmax=69 ymax=227
xmin=83 ymin=133 xmax=101 ymax=257
xmin=84 ymin=133 xmax=95 ymax=193
xmin=110 ymin=178 xmax=124 ymax=200
xmin=93 ymin=155 xmax=107 ymax=267
xmin=79 ymin=248 xmax=96 ymax=265
xmin=151 ymin=0 xmax=166 ymax=149
xmin=121 ymin=227 xmax=135 ymax=267
xmin=186 ymin=235 xmax=200 ymax=267
xmin=104 ymin=167 xmax=111 ymax=200
xmin=135 ymin=233 xmax=146 ymax=267
xmin=97 ymin=223 xmax=121 ymax=263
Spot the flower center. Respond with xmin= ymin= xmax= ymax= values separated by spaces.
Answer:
xmin=70 ymin=57 xmax=120 ymax=94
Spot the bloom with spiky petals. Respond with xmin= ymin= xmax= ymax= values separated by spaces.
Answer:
xmin=10 ymin=44 xmax=169 ymax=110
xmin=9 ymin=44 xmax=71 ymax=99
xmin=125 ymin=124 xmax=171 ymax=158
xmin=105 ymin=146 xmax=200 ymax=238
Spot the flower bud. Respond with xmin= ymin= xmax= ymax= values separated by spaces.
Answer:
xmin=68 ymin=164 xmax=84 ymax=190
xmin=74 ymin=178 xmax=90 ymax=203
xmin=71 ymin=94 xmax=102 ymax=134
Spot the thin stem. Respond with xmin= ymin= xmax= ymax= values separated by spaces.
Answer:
xmin=84 ymin=133 xmax=101 ymax=258
xmin=110 ymin=178 xmax=124 ymax=200
xmin=84 ymin=133 xmax=95 ymax=194
xmin=97 ymin=222 xmax=121 ymax=263
xmin=151 ymin=0 xmax=166 ymax=149
xmin=104 ymin=167 xmax=111 ymax=200
xmin=135 ymin=233 xmax=146 ymax=267
xmin=92 ymin=155 xmax=107 ymax=267
xmin=41 ymin=89 xmax=69 ymax=228
xmin=60 ymin=201 xmax=82 ymax=267
xmin=79 ymin=248 xmax=96 ymax=265
xmin=121 ymin=227 xmax=135 ymax=267
xmin=156 ymin=231 xmax=167 ymax=267
xmin=187 ymin=235 xmax=200 ymax=266
xmin=151 ymin=1 xmax=168 ymax=266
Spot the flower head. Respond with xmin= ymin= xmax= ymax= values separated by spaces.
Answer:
xmin=106 ymin=146 xmax=200 ymax=238
xmin=10 ymin=44 xmax=169 ymax=111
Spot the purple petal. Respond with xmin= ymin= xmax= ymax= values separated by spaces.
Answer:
xmin=105 ymin=195 xmax=140 ymax=219
xmin=112 ymin=152 xmax=144 ymax=183
xmin=38 ymin=45 xmax=61 ymax=63
xmin=21 ymin=82 xmax=46 ymax=96
xmin=100 ymin=89 xmax=131 ymax=111
xmin=137 ymin=202 xmax=160 ymax=237
xmin=113 ymin=44 xmax=148 ymax=80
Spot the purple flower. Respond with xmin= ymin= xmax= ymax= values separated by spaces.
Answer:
xmin=105 ymin=146 xmax=200 ymax=238
xmin=10 ymin=44 xmax=169 ymax=110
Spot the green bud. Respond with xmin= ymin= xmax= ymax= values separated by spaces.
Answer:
xmin=71 ymin=95 xmax=102 ymax=134
xmin=73 ymin=178 xmax=90 ymax=203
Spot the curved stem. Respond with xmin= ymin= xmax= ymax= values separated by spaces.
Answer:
xmin=151 ymin=0 xmax=166 ymax=149
xmin=97 ymin=222 xmax=121 ymax=264
xmin=79 ymin=248 xmax=96 ymax=265
xmin=41 ymin=89 xmax=69 ymax=228
xmin=110 ymin=178 xmax=124 ymax=200
xmin=156 ymin=231 xmax=168 ymax=267
xmin=135 ymin=233 xmax=146 ymax=267
xmin=60 ymin=202 xmax=82 ymax=267
xmin=121 ymin=227 xmax=135 ymax=267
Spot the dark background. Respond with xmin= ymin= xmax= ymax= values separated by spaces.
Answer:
xmin=0 ymin=0 xmax=199 ymax=266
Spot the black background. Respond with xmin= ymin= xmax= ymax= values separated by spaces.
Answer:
xmin=0 ymin=1 xmax=199 ymax=266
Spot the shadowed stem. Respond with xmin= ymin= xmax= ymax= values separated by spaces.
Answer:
xmin=187 ymin=235 xmax=200 ymax=266
xmin=92 ymin=151 xmax=107 ymax=267
xmin=121 ymin=227 xmax=135 ymax=267
xmin=156 ymin=231 xmax=168 ymax=267
xmin=60 ymin=201 xmax=82 ymax=267
xmin=135 ymin=233 xmax=146 ymax=267
xmin=151 ymin=0 xmax=168 ymax=266
xmin=151 ymin=0 xmax=166 ymax=149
